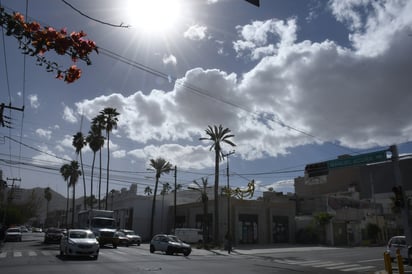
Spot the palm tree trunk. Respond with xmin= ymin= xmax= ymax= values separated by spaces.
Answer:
xmin=214 ymin=149 xmax=220 ymax=245
xmin=80 ymin=152 xmax=87 ymax=210
xmin=98 ymin=148 xmax=102 ymax=209
xmin=66 ymin=184 xmax=69 ymax=228
xmin=90 ymin=152 xmax=96 ymax=210
xmin=150 ymin=177 xmax=159 ymax=237
xmin=105 ymin=131 xmax=110 ymax=210
xmin=72 ymin=183 xmax=76 ymax=228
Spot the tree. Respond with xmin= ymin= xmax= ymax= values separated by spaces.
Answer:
xmin=149 ymin=158 xmax=173 ymax=237
xmin=0 ymin=8 xmax=97 ymax=83
xmin=60 ymin=163 xmax=71 ymax=227
xmin=313 ymin=212 xmax=334 ymax=244
xmin=144 ymin=186 xmax=153 ymax=196
xmin=86 ymin=124 xmax=105 ymax=209
xmin=96 ymin=108 xmax=120 ymax=210
xmin=60 ymin=161 xmax=81 ymax=228
xmin=44 ymin=187 xmax=52 ymax=225
xmin=91 ymin=115 xmax=106 ymax=209
xmin=199 ymin=125 xmax=235 ymax=245
xmin=160 ymin=183 xmax=172 ymax=230
xmin=188 ymin=177 xmax=210 ymax=246
xmin=72 ymin=132 xmax=87 ymax=209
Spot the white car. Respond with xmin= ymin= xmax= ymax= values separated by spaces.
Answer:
xmin=150 ymin=234 xmax=191 ymax=256
xmin=386 ymin=235 xmax=412 ymax=262
xmin=60 ymin=229 xmax=99 ymax=260
xmin=119 ymin=229 xmax=142 ymax=246
xmin=5 ymin=227 xmax=22 ymax=242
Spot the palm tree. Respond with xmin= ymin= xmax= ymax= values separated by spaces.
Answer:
xmin=91 ymin=114 xmax=106 ymax=209
xmin=144 ymin=186 xmax=153 ymax=196
xmin=60 ymin=163 xmax=71 ymax=228
xmin=86 ymin=124 xmax=105 ymax=209
xmin=188 ymin=177 xmax=210 ymax=246
xmin=149 ymin=158 xmax=173 ymax=237
xmin=199 ymin=125 xmax=235 ymax=245
xmin=44 ymin=187 xmax=52 ymax=226
xmin=72 ymin=132 xmax=87 ymax=209
xmin=160 ymin=183 xmax=171 ymax=230
xmin=97 ymin=107 xmax=120 ymax=210
xmin=67 ymin=160 xmax=81 ymax=227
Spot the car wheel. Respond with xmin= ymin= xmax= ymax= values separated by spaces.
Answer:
xmin=60 ymin=249 xmax=64 ymax=256
xmin=150 ymin=245 xmax=155 ymax=253
xmin=113 ymin=244 xmax=117 ymax=249
xmin=408 ymin=250 xmax=412 ymax=266
xmin=183 ymin=250 xmax=191 ymax=256
xmin=166 ymin=247 xmax=173 ymax=255
xmin=93 ymin=255 xmax=98 ymax=260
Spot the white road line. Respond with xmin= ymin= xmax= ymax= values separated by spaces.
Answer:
xmin=341 ymin=265 xmax=376 ymax=272
xmin=293 ymin=260 xmax=323 ymax=265
xmin=28 ymin=251 xmax=37 ymax=256
xmin=14 ymin=251 xmax=22 ymax=257
xmin=358 ymin=258 xmax=382 ymax=263
xmin=311 ymin=262 xmax=346 ymax=268
xmin=326 ymin=264 xmax=361 ymax=270
xmin=0 ymin=252 xmax=7 ymax=258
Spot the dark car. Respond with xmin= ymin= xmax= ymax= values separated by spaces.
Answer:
xmin=5 ymin=227 xmax=22 ymax=242
xmin=150 ymin=234 xmax=191 ymax=256
xmin=44 ymin=227 xmax=64 ymax=244
xmin=119 ymin=229 xmax=141 ymax=246
xmin=115 ymin=231 xmax=130 ymax=247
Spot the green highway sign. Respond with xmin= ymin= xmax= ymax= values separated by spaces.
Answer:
xmin=327 ymin=149 xmax=388 ymax=169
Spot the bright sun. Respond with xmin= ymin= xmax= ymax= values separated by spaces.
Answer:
xmin=125 ymin=0 xmax=182 ymax=35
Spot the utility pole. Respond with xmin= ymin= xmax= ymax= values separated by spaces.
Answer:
xmin=0 ymin=103 xmax=24 ymax=128
xmin=222 ymin=150 xmax=235 ymax=254
xmin=390 ymin=145 xmax=411 ymax=244
xmin=174 ymin=165 xmax=177 ymax=232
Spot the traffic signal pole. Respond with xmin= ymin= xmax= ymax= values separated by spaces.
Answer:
xmin=390 ymin=145 xmax=411 ymax=245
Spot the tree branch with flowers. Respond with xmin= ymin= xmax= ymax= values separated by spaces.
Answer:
xmin=0 ymin=6 xmax=98 ymax=83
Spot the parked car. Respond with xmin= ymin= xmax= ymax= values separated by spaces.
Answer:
xmin=60 ymin=229 xmax=99 ymax=260
xmin=119 ymin=229 xmax=141 ymax=246
xmin=5 ymin=227 xmax=22 ymax=242
xmin=32 ymin=227 xmax=42 ymax=233
xmin=44 ymin=227 xmax=64 ymax=244
xmin=115 ymin=231 xmax=130 ymax=247
xmin=386 ymin=236 xmax=412 ymax=262
xmin=20 ymin=226 xmax=29 ymax=233
xmin=150 ymin=234 xmax=191 ymax=256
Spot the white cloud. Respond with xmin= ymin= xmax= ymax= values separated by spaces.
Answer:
xmin=163 ymin=54 xmax=177 ymax=66
xmin=35 ymin=128 xmax=52 ymax=140
xmin=183 ymin=24 xmax=208 ymax=41
xmin=113 ymin=150 xmax=126 ymax=159
xmin=28 ymin=94 xmax=40 ymax=109
xmin=62 ymin=106 xmax=77 ymax=123
xmin=233 ymin=18 xmax=297 ymax=60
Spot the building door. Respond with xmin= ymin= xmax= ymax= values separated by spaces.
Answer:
xmin=272 ymin=216 xmax=289 ymax=243
xmin=238 ymin=214 xmax=258 ymax=244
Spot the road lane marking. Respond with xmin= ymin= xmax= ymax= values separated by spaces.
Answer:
xmin=326 ymin=264 xmax=361 ymax=269
xmin=14 ymin=251 xmax=22 ymax=257
xmin=28 ymin=251 xmax=37 ymax=256
xmin=341 ymin=265 xmax=376 ymax=272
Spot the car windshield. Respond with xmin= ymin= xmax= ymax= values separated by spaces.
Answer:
xmin=92 ymin=218 xmax=115 ymax=228
xmin=7 ymin=228 xmax=21 ymax=233
xmin=70 ymin=231 xmax=94 ymax=239
xmin=124 ymin=231 xmax=135 ymax=235
xmin=168 ymin=235 xmax=182 ymax=243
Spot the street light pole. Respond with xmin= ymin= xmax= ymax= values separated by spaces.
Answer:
xmin=223 ymin=150 xmax=235 ymax=254
xmin=174 ymin=165 xmax=177 ymax=232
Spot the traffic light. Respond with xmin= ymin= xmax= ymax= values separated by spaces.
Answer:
xmin=392 ymin=186 xmax=405 ymax=208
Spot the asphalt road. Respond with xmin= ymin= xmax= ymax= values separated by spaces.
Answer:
xmin=0 ymin=232 xmax=410 ymax=274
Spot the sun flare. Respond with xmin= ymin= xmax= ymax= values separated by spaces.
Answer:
xmin=125 ymin=0 xmax=182 ymax=35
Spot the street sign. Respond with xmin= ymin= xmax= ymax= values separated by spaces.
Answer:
xmin=327 ymin=149 xmax=388 ymax=169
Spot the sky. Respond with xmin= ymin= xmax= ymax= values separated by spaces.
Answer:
xmin=1 ymin=0 xmax=412 ymax=199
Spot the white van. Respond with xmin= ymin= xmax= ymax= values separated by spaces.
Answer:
xmin=174 ymin=228 xmax=203 ymax=243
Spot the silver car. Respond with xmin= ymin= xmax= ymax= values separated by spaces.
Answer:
xmin=60 ymin=229 xmax=99 ymax=260
xmin=386 ymin=235 xmax=411 ymax=262
xmin=150 ymin=234 xmax=191 ymax=256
